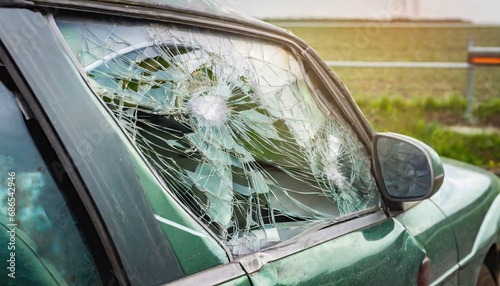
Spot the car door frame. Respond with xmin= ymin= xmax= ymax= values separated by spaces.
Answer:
xmin=36 ymin=2 xmax=420 ymax=283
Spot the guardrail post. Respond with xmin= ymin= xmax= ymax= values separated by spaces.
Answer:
xmin=466 ymin=40 xmax=500 ymax=123
xmin=465 ymin=39 xmax=475 ymax=123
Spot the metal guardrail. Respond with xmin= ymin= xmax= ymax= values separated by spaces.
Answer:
xmin=326 ymin=41 xmax=500 ymax=122
xmin=468 ymin=46 xmax=500 ymax=65
xmin=326 ymin=61 xmax=468 ymax=69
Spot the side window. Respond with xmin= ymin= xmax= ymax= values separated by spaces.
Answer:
xmin=0 ymin=80 xmax=100 ymax=284
xmin=56 ymin=16 xmax=380 ymax=256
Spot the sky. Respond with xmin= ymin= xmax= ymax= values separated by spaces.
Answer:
xmin=218 ymin=0 xmax=500 ymax=24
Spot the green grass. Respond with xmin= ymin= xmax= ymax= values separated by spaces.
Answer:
xmin=356 ymin=96 xmax=500 ymax=167
xmin=333 ymin=67 xmax=500 ymax=103
xmin=282 ymin=23 xmax=500 ymax=171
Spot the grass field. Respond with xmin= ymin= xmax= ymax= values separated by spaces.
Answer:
xmin=285 ymin=24 xmax=500 ymax=61
xmin=284 ymin=24 xmax=500 ymax=101
xmin=279 ymin=23 xmax=500 ymax=171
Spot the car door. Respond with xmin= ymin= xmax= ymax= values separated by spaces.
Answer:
xmin=239 ymin=216 xmax=427 ymax=285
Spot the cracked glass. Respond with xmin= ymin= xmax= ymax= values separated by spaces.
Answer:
xmin=56 ymin=16 xmax=380 ymax=255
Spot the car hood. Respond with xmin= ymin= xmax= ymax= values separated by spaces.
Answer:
xmin=432 ymin=158 xmax=500 ymax=209
xmin=430 ymin=158 xmax=500 ymax=260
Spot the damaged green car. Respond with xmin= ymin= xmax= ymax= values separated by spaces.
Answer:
xmin=0 ymin=0 xmax=498 ymax=285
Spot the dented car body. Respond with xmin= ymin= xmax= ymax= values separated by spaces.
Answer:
xmin=0 ymin=0 xmax=498 ymax=285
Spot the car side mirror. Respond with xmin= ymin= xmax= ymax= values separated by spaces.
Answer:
xmin=372 ymin=133 xmax=444 ymax=202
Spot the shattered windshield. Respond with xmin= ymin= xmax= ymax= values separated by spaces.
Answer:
xmin=56 ymin=16 xmax=379 ymax=255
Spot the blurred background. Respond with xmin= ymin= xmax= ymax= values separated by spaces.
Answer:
xmin=221 ymin=0 xmax=500 ymax=173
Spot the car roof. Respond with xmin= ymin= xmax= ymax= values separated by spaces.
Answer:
xmin=116 ymin=0 xmax=251 ymax=19
xmin=26 ymin=0 xmax=277 ymax=31
xmin=23 ymin=0 xmax=307 ymax=47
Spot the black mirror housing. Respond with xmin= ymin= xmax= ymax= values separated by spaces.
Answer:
xmin=372 ymin=133 xmax=445 ymax=202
